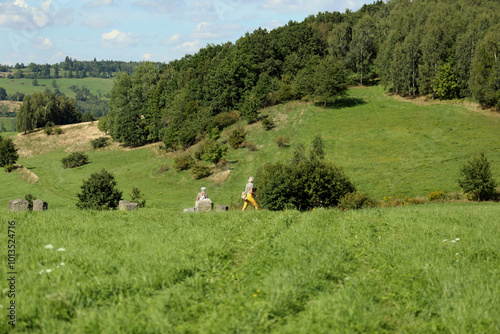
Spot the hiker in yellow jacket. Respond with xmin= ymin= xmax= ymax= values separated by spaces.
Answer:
xmin=242 ymin=176 xmax=258 ymax=211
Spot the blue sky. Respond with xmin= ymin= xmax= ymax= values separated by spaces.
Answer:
xmin=0 ymin=0 xmax=373 ymax=65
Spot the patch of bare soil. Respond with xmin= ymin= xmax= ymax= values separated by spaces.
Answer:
xmin=15 ymin=122 xmax=110 ymax=158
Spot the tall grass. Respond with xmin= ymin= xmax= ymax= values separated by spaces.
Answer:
xmin=1 ymin=204 xmax=499 ymax=333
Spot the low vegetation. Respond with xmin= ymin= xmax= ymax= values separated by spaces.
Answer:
xmin=76 ymin=169 xmax=123 ymax=210
xmin=2 ymin=204 xmax=499 ymax=333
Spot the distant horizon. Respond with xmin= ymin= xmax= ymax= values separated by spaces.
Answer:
xmin=0 ymin=0 xmax=373 ymax=66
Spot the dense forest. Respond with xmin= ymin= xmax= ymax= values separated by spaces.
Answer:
xmin=105 ymin=0 xmax=499 ymax=148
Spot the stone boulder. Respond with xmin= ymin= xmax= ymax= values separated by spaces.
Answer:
xmin=195 ymin=198 xmax=213 ymax=212
xmin=119 ymin=200 xmax=139 ymax=211
xmin=33 ymin=199 xmax=48 ymax=212
xmin=8 ymin=199 xmax=30 ymax=212
xmin=216 ymin=204 xmax=228 ymax=212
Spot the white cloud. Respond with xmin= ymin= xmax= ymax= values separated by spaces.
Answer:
xmin=174 ymin=40 xmax=202 ymax=53
xmin=190 ymin=22 xmax=242 ymax=40
xmin=101 ymin=29 xmax=140 ymax=48
xmin=0 ymin=0 xmax=70 ymax=29
xmin=84 ymin=0 xmax=114 ymax=8
xmin=143 ymin=53 xmax=152 ymax=60
xmin=165 ymin=33 xmax=182 ymax=45
xmin=33 ymin=37 xmax=55 ymax=50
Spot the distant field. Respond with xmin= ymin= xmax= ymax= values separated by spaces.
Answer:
xmin=1 ymin=204 xmax=499 ymax=333
xmin=0 ymin=77 xmax=114 ymax=100
xmin=0 ymin=117 xmax=16 ymax=132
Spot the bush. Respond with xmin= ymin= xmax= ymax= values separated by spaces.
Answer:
xmin=457 ymin=152 xmax=498 ymax=201
xmin=274 ymin=135 xmax=289 ymax=148
xmin=62 ymin=152 xmax=89 ymax=169
xmin=45 ymin=127 xmax=53 ymax=135
xmin=190 ymin=163 xmax=212 ymax=179
xmin=76 ymin=169 xmax=123 ymax=210
xmin=257 ymin=137 xmax=355 ymax=211
xmin=338 ymin=191 xmax=372 ymax=210
xmin=173 ymin=154 xmax=194 ymax=171
xmin=4 ymin=164 xmax=15 ymax=173
xmin=54 ymin=128 xmax=63 ymax=135
xmin=202 ymin=142 xmax=228 ymax=164
xmin=261 ymin=117 xmax=275 ymax=130
xmin=25 ymin=194 xmax=36 ymax=210
xmin=130 ymin=187 xmax=146 ymax=208
xmin=243 ymin=141 xmax=257 ymax=152
xmin=91 ymin=137 xmax=110 ymax=149
xmin=428 ymin=191 xmax=446 ymax=201
xmin=228 ymin=128 xmax=246 ymax=149
xmin=0 ymin=137 xmax=19 ymax=167
xmin=156 ymin=164 xmax=170 ymax=174
xmin=213 ymin=111 xmax=239 ymax=130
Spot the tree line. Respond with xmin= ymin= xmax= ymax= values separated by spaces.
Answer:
xmin=0 ymin=58 xmax=141 ymax=79
xmin=104 ymin=0 xmax=499 ymax=149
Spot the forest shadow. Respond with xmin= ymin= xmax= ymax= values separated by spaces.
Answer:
xmin=316 ymin=97 xmax=366 ymax=109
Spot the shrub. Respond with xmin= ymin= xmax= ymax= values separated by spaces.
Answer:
xmin=62 ymin=152 xmax=89 ymax=169
xmin=428 ymin=191 xmax=446 ymax=201
xmin=458 ymin=152 xmax=498 ymax=201
xmin=0 ymin=137 xmax=19 ymax=167
xmin=190 ymin=163 xmax=212 ymax=180
xmin=338 ymin=191 xmax=372 ymax=210
xmin=4 ymin=164 xmax=15 ymax=173
xmin=173 ymin=154 xmax=195 ymax=171
xmin=76 ymin=169 xmax=123 ymax=210
xmin=228 ymin=128 xmax=245 ymax=149
xmin=45 ymin=127 xmax=53 ymax=135
xmin=156 ymin=164 xmax=170 ymax=174
xmin=257 ymin=137 xmax=355 ymax=211
xmin=261 ymin=117 xmax=275 ymax=130
xmin=25 ymin=194 xmax=36 ymax=210
xmin=243 ymin=141 xmax=257 ymax=152
xmin=54 ymin=128 xmax=63 ymax=135
xmin=201 ymin=142 xmax=227 ymax=164
xmin=130 ymin=187 xmax=146 ymax=208
xmin=274 ymin=135 xmax=289 ymax=148
xmin=91 ymin=137 xmax=110 ymax=149
xmin=213 ymin=111 xmax=239 ymax=130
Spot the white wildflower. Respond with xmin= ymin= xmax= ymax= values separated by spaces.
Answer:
xmin=456 ymin=253 xmax=459 ymax=256
xmin=57 ymin=248 xmax=66 ymax=252
xmin=44 ymin=244 xmax=54 ymax=249
xmin=39 ymin=270 xmax=44 ymax=274
xmin=46 ymin=269 xmax=52 ymax=273
xmin=455 ymin=238 xmax=460 ymax=242
xmin=451 ymin=240 xmax=456 ymax=243
xmin=60 ymin=262 xmax=65 ymax=266
xmin=443 ymin=239 xmax=448 ymax=242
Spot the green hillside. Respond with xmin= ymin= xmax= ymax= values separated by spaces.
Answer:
xmin=2 ymin=85 xmax=499 ymax=210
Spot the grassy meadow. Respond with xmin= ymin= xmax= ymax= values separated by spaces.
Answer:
xmin=1 ymin=85 xmax=500 ymax=332
xmin=1 ymin=204 xmax=499 ymax=333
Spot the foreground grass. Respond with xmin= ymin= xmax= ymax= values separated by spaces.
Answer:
xmin=1 ymin=203 xmax=499 ymax=333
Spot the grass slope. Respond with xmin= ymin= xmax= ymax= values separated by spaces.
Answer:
xmin=2 ymin=85 xmax=500 ymax=210
xmin=1 ymin=204 xmax=499 ymax=333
